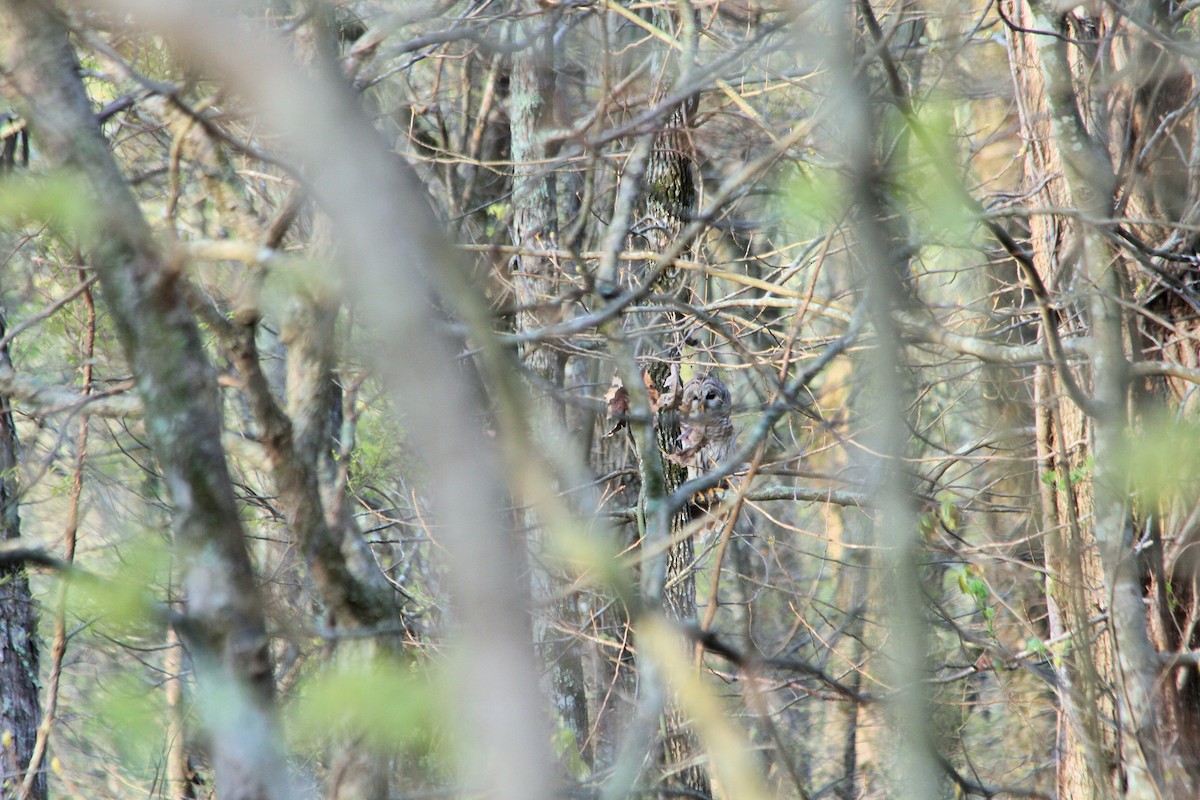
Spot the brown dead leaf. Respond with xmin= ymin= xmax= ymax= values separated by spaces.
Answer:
xmin=604 ymin=374 xmax=629 ymax=437
xmin=643 ymin=369 xmax=661 ymax=410
xmin=650 ymin=365 xmax=685 ymax=412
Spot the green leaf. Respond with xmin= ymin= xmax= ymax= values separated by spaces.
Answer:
xmin=779 ymin=162 xmax=846 ymax=240
xmin=287 ymin=659 xmax=443 ymax=757
xmin=0 ymin=172 xmax=96 ymax=237
xmin=89 ymin=672 xmax=168 ymax=776
xmin=552 ymin=722 xmax=591 ymax=780
xmin=1119 ymin=416 xmax=1200 ymax=504
xmin=939 ymin=501 xmax=960 ymax=532
xmin=67 ymin=538 xmax=170 ymax=638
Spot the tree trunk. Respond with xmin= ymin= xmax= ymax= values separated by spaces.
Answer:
xmin=281 ymin=289 xmax=404 ymax=800
xmin=640 ymin=92 xmax=712 ymax=798
xmin=508 ymin=3 xmax=593 ymax=772
xmin=0 ymin=313 xmax=44 ymax=800
xmin=1004 ymin=6 xmax=1114 ymax=795
xmin=1004 ymin=1 xmax=1195 ymax=795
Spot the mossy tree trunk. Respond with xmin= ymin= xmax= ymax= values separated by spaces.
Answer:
xmin=507 ymin=2 xmax=593 ymax=772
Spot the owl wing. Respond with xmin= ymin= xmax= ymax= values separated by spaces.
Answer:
xmin=699 ymin=419 xmax=736 ymax=472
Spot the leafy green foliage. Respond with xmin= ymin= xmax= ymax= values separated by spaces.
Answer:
xmin=897 ymin=100 xmax=977 ymax=249
xmin=955 ymin=565 xmax=995 ymax=636
xmin=67 ymin=536 xmax=171 ymax=640
xmin=1041 ymin=455 xmax=1094 ymax=492
xmin=87 ymin=671 xmax=170 ymax=777
xmin=0 ymin=173 xmax=96 ymax=239
xmin=1118 ymin=416 xmax=1200 ymax=504
xmin=552 ymin=723 xmax=591 ymax=781
xmin=779 ymin=162 xmax=847 ymax=240
xmin=287 ymin=659 xmax=445 ymax=762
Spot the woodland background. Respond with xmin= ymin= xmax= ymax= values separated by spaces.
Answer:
xmin=3 ymin=0 xmax=1200 ymax=799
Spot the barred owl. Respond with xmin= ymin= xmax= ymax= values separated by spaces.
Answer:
xmin=669 ymin=373 xmax=736 ymax=482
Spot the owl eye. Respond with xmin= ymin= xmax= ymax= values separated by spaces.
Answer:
xmin=706 ymin=390 xmax=718 ymax=401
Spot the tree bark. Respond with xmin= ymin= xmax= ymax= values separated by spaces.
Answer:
xmin=1004 ymin=6 xmax=1114 ymax=795
xmin=640 ymin=90 xmax=711 ymax=799
xmin=508 ymin=2 xmax=593 ymax=770
xmin=1004 ymin=1 xmax=1194 ymax=795
xmin=0 ymin=313 xmax=44 ymax=800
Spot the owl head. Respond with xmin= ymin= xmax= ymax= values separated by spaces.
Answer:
xmin=681 ymin=373 xmax=731 ymax=419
